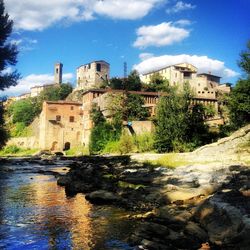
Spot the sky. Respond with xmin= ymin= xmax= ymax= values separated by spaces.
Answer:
xmin=1 ymin=0 xmax=250 ymax=97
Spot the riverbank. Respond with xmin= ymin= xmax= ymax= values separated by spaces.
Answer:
xmin=53 ymin=153 xmax=249 ymax=250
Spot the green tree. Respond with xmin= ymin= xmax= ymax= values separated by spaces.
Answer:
xmin=238 ymin=40 xmax=250 ymax=76
xmin=154 ymin=85 xmax=208 ymax=152
xmin=0 ymin=0 xmax=20 ymax=148
xmin=9 ymin=98 xmax=41 ymax=126
xmin=39 ymin=83 xmax=72 ymax=101
xmin=142 ymin=73 xmax=171 ymax=92
xmin=127 ymin=70 xmax=142 ymax=91
xmin=89 ymin=105 xmax=121 ymax=154
xmin=229 ymin=79 xmax=250 ymax=128
xmin=229 ymin=41 xmax=250 ymax=128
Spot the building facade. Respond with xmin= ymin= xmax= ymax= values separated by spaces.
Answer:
xmin=140 ymin=63 xmax=231 ymax=99
xmin=39 ymin=101 xmax=83 ymax=151
xmin=76 ymin=60 xmax=110 ymax=90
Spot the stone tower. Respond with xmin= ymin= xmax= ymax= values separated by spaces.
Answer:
xmin=54 ymin=62 xmax=63 ymax=84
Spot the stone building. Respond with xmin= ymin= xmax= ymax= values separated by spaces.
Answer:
xmin=54 ymin=62 xmax=63 ymax=84
xmin=76 ymin=60 xmax=110 ymax=90
xmin=39 ymin=100 xmax=83 ymax=151
xmin=140 ymin=63 xmax=231 ymax=99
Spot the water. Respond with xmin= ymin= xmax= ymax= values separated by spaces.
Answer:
xmin=0 ymin=160 xmax=136 ymax=250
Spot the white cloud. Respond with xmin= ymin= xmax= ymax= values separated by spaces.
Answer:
xmin=93 ymin=0 xmax=165 ymax=20
xmin=5 ymin=0 xmax=166 ymax=31
xmin=166 ymin=1 xmax=196 ymax=14
xmin=0 ymin=73 xmax=74 ymax=97
xmin=133 ymin=22 xmax=190 ymax=48
xmin=133 ymin=54 xmax=239 ymax=80
xmin=174 ymin=19 xmax=192 ymax=27
xmin=139 ymin=53 xmax=155 ymax=60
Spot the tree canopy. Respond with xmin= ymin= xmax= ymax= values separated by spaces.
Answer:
xmin=0 ymin=0 xmax=19 ymax=148
xmin=229 ymin=40 xmax=250 ymax=128
xmin=0 ymin=0 xmax=20 ymax=90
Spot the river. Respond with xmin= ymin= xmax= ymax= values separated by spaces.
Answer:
xmin=0 ymin=159 xmax=136 ymax=250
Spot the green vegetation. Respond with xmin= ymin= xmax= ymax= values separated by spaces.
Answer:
xmin=89 ymin=104 xmax=122 ymax=154
xmin=0 ymin=145 xmax=38 ymax=156
xmin=6 ymin=83 xmax=73 ymax=137
xmin=64 ymin=146 xmax=89 ymax=156
xmin=0 ymin=0 xmax=20 ymax=148
xmin=142 ymin=73 xmax=171 ymax=92
xmin=228 ymin=40 xmax=250 ymax=129
xmin=154 ymin=84 xmax=210 ymax=152
xmin=147 ymin=153 xmax=192 ymax=168
xmin=118 ymin=181 xmax=146 ymax=190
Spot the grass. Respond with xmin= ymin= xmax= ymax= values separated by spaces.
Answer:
xmin=145 ymin=153 xmax=194 ymax=168
xmin=118 ymin=181 xmax=146 ymax=190
xmin=65 ymin=146 xmax=89 ymax=156
xmin=0 ymin=145 xmax=39 ymax=157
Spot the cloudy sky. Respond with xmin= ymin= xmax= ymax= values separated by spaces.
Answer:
xmin=1 ymin=0 xmax=250 ymax=97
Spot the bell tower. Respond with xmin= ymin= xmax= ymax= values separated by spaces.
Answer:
xmin=54 ymin=62 xmax=63 ymax=84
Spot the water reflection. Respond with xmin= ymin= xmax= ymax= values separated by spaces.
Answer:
xmin=0 ymin=166 xmax=136 ymax=249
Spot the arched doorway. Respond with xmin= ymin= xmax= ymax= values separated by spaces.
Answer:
xmin=64 ymin=142 xmax=71 ymax=151
xmin=51 ymin=141 xmax=58 ymax=151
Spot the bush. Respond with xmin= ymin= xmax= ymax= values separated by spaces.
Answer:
xmin=102 ymin=140 xmax=120 ymax=154
xmin=3 ymin=145 xmax=21 ymax=154
xmin=118 ymin=131 xmax=135 ymax=154
xmin=133 ymin=133 xmax=154 ymax=152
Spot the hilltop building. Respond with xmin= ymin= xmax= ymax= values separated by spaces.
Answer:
xmin=140 ymin=63 xmax=231 ymax=99
xmin=76 ymin=60 xmax=110 ymax=90
xmin=9 ymin=62 xmax=63 ymax=101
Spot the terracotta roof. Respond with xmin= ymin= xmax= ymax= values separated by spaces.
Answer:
xmin=45 ymin=100 xmax=82 ymax=105
xmin=82 ymin=88 xmax=168 ymax=97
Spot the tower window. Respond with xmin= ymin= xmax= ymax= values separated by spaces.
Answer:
xmin=56 ymin=69 xmax=58 ymax=73
xmin=96 ymin=63 xmax=101 ymax=72
xmin=56 ymin=115 xmax=61 ymax=121
xmin=71 ymin=106 xmax=74 ymax=110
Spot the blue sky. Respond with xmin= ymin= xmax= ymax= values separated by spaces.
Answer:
xmin=1 ymin=0 xmax=250 ymax=97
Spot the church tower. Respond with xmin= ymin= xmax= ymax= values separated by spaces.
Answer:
xmin=54 ymin=62 xmax=63 ymax=84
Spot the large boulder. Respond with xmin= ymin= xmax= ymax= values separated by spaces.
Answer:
xmin=85 ymin=190 xmax=121 ymax=204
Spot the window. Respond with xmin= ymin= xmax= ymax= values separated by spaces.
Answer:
xmin=56 ymin=68 xmax=58 ymax=74
xmin=96 ymin=63 xmax=101 ymax=72
xmin=69 ymin=116 xmax=74 ymax=122
xmin=71 ymin=106 xmax=74 ymax=110
xmin=56 ymin=115 xmax=61 ymax=121
xmin=88 ymin=63 xmax=91 ymax=69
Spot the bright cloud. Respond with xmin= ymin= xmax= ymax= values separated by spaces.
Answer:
xmin=5 ymin=0 xmax=166 ymax=31
xmin=133 ymin=22 xmax=190 ymax=48
xmin=166 ymin=1 xmax=196 ymax=14
xmin=133 ymin=54 xmax=239 ymax=79
xmin=0 ymin=73 xmax=74 ymax=97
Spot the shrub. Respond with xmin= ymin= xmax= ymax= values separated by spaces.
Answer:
xmin=118 ymin=131 xmax=135 ymax=154
xmin=102 ymin=140 xmax=120 ymax=154
xmin=3 ymin=145 xmax=21 ymax=154
xmin=133 ymin=132 xmax=154 ymax=152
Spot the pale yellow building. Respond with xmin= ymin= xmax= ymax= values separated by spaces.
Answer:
xmin=76 ymin=60 xmax=110 ymax=90
xmin=39 ymin=101 xmax=83 ymax=151
xmin=140 ymin=63 xmax=231 ymax=99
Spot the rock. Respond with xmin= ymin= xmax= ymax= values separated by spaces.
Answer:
xmin=194 ymin=198 xmax=245 ymax=245
xmin=184 ymin=221 xmax=208 ymax=242
xmin=85 ymin=190 xmax=120 ymax=204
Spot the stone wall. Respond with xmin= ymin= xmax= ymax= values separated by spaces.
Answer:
xmin=7 ymin=136 xmax=39 ymax=149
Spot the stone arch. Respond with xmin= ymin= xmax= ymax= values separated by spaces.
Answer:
xmin=51 ymin=141 xmax=58 ymax=151
xmin=64 ymin=142 xmax=71 ymax=151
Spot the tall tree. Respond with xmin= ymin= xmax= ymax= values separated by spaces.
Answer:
xmin=0 ymin=0 xmax=19 ymax=148
xmin=229 ymin=40 xmax=250 ymax=128
xmin=0 ymin=0 xmax=19 ymax=90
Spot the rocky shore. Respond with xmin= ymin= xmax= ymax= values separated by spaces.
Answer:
xmin=57 ymin=154 xmax=250 ymax=250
